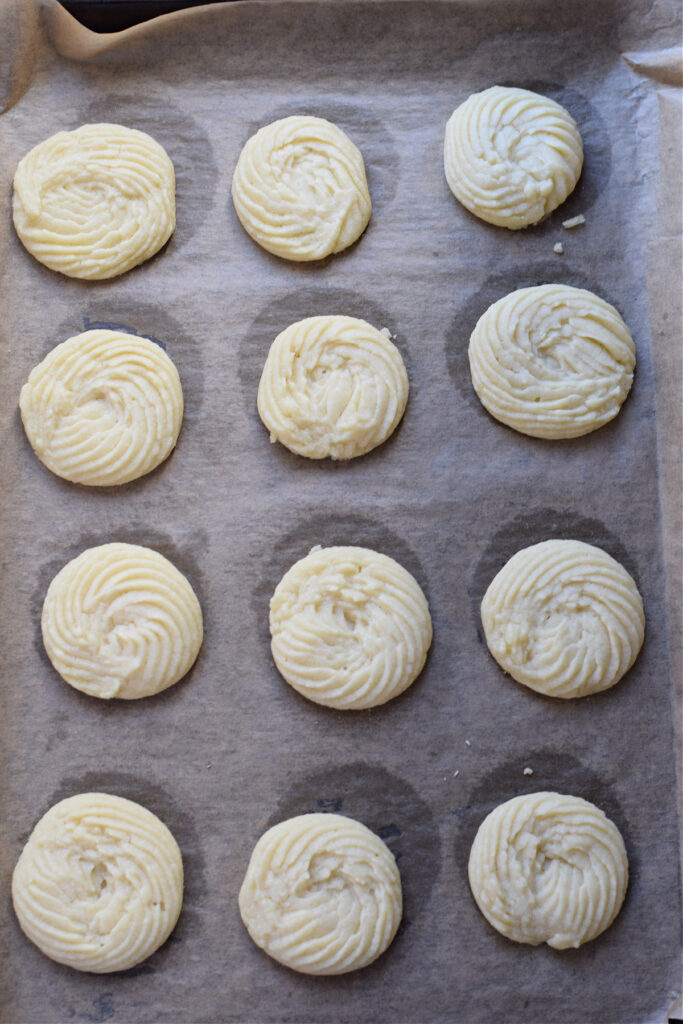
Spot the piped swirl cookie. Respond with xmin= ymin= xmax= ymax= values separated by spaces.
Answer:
xmin=42 ymin=543 xmax=203 ymax=700
xmin=481 ymin=540 xmax=644 ymax=698
xmin=270 ymin=545 xmax=432 ymax=709
xmin=468 ymin=284 xmax=635 ymax=438
xmin=13 ymin=123 xmax=175 ymax=279
xmin=239 ymin=813 xmax=402 ymax=974
xmin=20 ymin=329 xmax=183 ymax=486
xmin=444 ymin=86 xmax=583 ymax=229
xmin=12 ymin=793 xmax=183 ymax=973
xmin=257 ymin=315 xmax=408 ymax=459
xmin=232 ymin=115 xmax=371 ymax=261
xmin=468 ymin=792 xmax=628 ymax=949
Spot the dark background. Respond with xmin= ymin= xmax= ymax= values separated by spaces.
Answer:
xmin=62 ymin=0 xmax=226 ymax=33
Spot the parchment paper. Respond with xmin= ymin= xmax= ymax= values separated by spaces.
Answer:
xmin=0 ymin=2 xmax=681 ymax=1022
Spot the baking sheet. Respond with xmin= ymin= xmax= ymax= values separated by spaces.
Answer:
xmin=0 ymin=1 xmax=681 ymax=1021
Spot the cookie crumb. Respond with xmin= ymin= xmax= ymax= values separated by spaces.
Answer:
xmin=562 ymin=214 xmax=585 ymax=229
xmin=523 ymin=767 xmax=533 ymax=776
xmin=465 ymin=739 xmax=471 ymax=747
xmin=453 ymin=770 xmax=460 ymax=778
xmin=553 ymin=242 xmax=564 ymax=255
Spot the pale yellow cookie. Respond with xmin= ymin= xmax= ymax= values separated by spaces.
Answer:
xmin=42 ymin=543 xmax=203 ymax=700
xmin=444 ymin=86 xmax=583 ymax=229
xmin=468 ymin=792 xmax=628 ymax=948
xmin=239 ymin=813 xmax=402 ymax=975
xmin=257 ymin=316 xmax=408 ymax=459
xmin=12 ymin=793 xmax=183 ymax=973
xmin=468 ymin=284 xmax=635 ymax=438
xmin=13 ymin=124 xmax=175 ymax=279
xmin=20 ymin=330 xmax=183 ymax=486
xmin=232 ymin=115 xmax=371 ymax=261
xmin=481 ymin=540 xmax=644 ymax=698
xmin=270 ymin=545 xmax=432 ymax=710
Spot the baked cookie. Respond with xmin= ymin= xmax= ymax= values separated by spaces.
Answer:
xmin=468 ymin=792 xmax=628 ymax=948
xmin=12 ymin=793 xmax=183 ymax=972
xmin=20 ymin=329 xmax=183 ymax=486
xmin=481 ymin=539 xmax=644 ymax=698
xmin=232 ymin=115 xmax=371 ymax=261
xmin=468 ymin=284 xmax=635 ymax=438
xmin=444 ymin=86 xmax=583 ymax=229
xmin=239 ymin=813 xmax=402 ymax=974
xmin=270 ymin=546 xmax=432 ymax=709
xmin=257 ymin=315 xmax=408 ymax=459
xmin=13 ymin=123 xmax=175 ymax=279
xmin=42 ymin=543 xmax=203 ymax=699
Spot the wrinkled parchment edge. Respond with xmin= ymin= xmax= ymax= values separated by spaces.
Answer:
xmin=621 ymin=45 xmax=683 ymax=1023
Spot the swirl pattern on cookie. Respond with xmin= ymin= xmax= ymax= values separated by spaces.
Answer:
xmin=42 ymin=543 xmax=203 ymax=700
xmin=12 ymin=793 xmax=183 ymax=973
xmin=13 ymin=124 xmax=175 ymax=279
xmin=270 ymin=546 xmax=431 ymax=709
xmin=257 ymin=316 xmax=408 ymax=459
xmin=239 ymin=813 xmax=402 ymax=974
xmin=481 ymin=540 xmax=644 ymax=698
xmin=232 ymin=116 xmax=371 ymax=261
xmin=444 ymin=86 xmax=583 ymax=229
xmin=20 ymin=330 xmax=183 ymax=486
xmin=468 ymin=792 xmax=628 ymax=949
xmin=468 ymin=285 xmax=635 ymax=438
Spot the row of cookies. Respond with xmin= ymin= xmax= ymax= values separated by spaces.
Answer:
xmin=13 ymin=789 xmax=628 ymax=975
xmin=13 ymin=86 xmax=583 ymax=279
xmin=36 ymin=538 xmax=643 ymax=706
xmin=20 ymin=279 xmax=636 ymax=492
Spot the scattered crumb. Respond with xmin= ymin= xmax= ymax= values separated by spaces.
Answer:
xmin=380 ymin=327 xmax=396 ymax=340
xmin=553 ymin=242 xmax=564 ymax=255
xmin=562 ymin=214 xmax=585 ymax=229
xmin=523 ymin=767 xmax=533 ymax=776
xmin=206 ymin=763 xmax=213 ymax=769
xmin=453 ymin=770 xmax=460 ymax=778
xmin=465 ymin=739 xmax=471 ymax=747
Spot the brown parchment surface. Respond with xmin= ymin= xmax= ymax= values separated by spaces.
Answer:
xmin=0 ymin=2 xmax=681 ymax=1022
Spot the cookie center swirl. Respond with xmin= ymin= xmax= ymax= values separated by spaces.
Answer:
xmin=20 ymin=330 xmax=184 ymax=487
xmin=13 ymin=123 xmax=175 ymax=280
xmin=239 ymin=814 xmax=402 ymax=975
xmin=444 ymin=86 xmax=583 ymax=229
xmin=42 ymin=543 xmax=203 ymax=700
xmin=468 ymin=792 xmax=628 ymax=950
xmin=232 ymin=116 xmax=371 ymax=261
xmin=12 ymin=793 xmax=184 ymax=973
xmin=482 ymin=539 xmax=644 ymax=698
xmin=468 ymin=285 xmax=636 ymax=438
xmin=270 ymin=546 xmax=432 ymax=710
xmin=258 ymin=316 xmax=409 ymax=460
